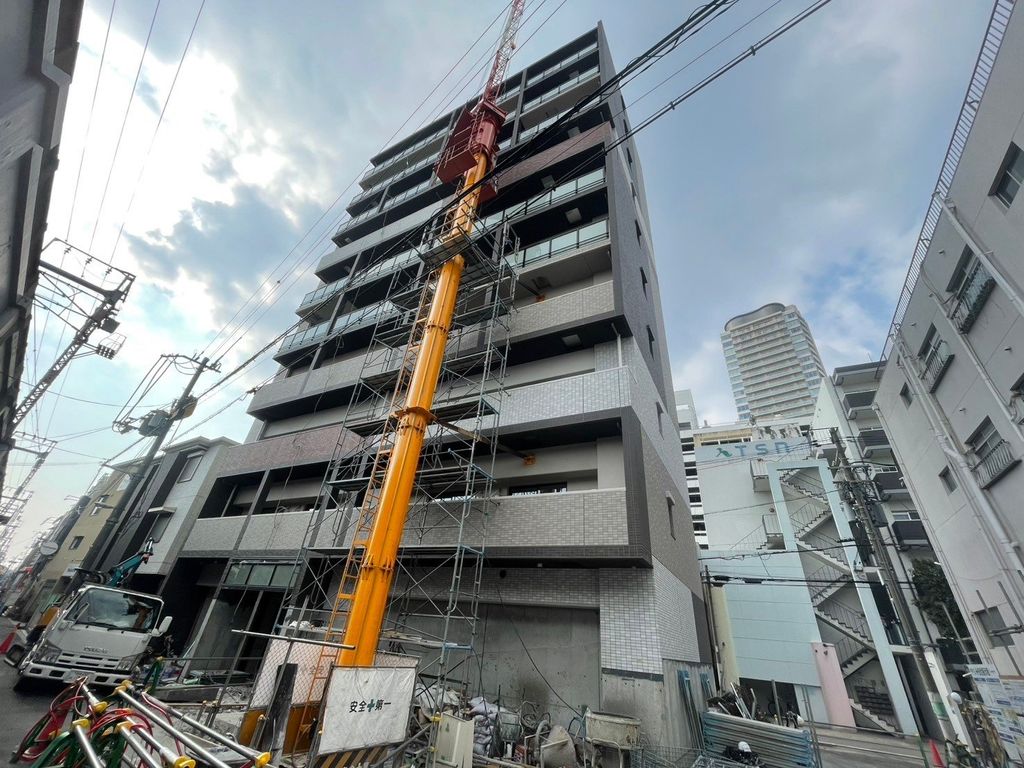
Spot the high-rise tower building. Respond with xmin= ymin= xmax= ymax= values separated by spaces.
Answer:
xmin=721 ymin=302 xmax=826 ymax=421
xmin=164 ymin=25 xmax=710 ymax=746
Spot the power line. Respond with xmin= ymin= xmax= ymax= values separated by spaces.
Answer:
xmin=66 ymin=0 xmax=119 ymax=240
xmin=108 ymin=0 xmax=207 ymax=263
xmin=88 ymin=0 xmax=163 ymax=252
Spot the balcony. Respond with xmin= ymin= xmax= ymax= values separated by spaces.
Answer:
xmin=950 ymin=261 xmax=996 ymax=333
xmin=522 ymin=66 xmax=599 ymax=115
xmin=479 ymin=168 xmax=605 ymax=231
xmin=973 ymin=439 xmax=1021 ymax=489
xmin=276 ymin=301 xmax=400 ymax=360
xmin=843 ymin=390 xmax=875 ymax=418
xmin=857 ymin=428 xmax=890 ymax=457
xmin=362 ymin=127 xmax=447 ymax=188
xmin=920 ymin=340 xmax=954 ymax=393
xmin=873 ymin=470 xmax=908 ymax=497
xmin=525 ymin=41 xmax=598 ymax=88
xmin=509 ymin=218 xmax=609 ymax=271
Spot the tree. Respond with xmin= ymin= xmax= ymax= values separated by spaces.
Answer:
xmin=910 ymin=559 xmax=969 ymax=639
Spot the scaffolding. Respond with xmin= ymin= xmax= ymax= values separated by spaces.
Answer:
xmin=236 ymin=211 xmax=519 ymax=756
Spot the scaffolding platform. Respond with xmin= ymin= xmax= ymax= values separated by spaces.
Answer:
xmin=343 ymin=395 xmax=499 ymax=437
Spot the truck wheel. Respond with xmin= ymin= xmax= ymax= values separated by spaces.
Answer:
xmin=12 ymin=674 xmax=35 ymax=693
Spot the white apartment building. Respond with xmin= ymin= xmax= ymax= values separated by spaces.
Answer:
xmin=694 ymin=418 xmax=950 ymax=737
xmin=875 ymin=0 xmax=1024 ymax=681
xmin=721 ymin=303 xmax=826 ymax=422
xmin=675 ymin=389 xmax=706 ymax=549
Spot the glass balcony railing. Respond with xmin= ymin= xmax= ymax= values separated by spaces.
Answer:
xmin=367 ymin=127 xmax=447 ymax=180
xmin=510 ymin=218 xmax=608 ymax=268
xmin=518 ymin=109 xmax=571 ymax=143
xmin=382 ymin=177 xmax=437 ymax=210
xmin=353 ymin=151 xmax=439 ymax=205
xmin=521 ymin=66 xmax=599 ymax=114
xmin=951 ymin=261 xmax=996 ymax=333
xmin=279 ymin=301 xmax=399 ymax=355
xmin=525 ymin=42 xmax=598 ymax=88
xmin=478 ymin=168 xmax=605 ymax=230
xmin=298 ymin=248 xmax=420 ymax=313
xmin=299 ymin=278 xmax=348 ymax=313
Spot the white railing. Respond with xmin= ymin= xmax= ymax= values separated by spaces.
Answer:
xmin=882 ymin=0 xmax=1013 ymax=361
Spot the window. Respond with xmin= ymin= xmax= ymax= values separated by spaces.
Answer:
xmin=90 ymin=494 xmax=109 ymax=516
xmin=640 ymin=267 xmax=649 ymax=298
xmin=667 ymin=497 xmax=676 ymax=540
xmin=626 ymin=146 xmax=633 ymax=166
xmin=634 ymin=220 xmax=643 ymax=247
xmin=946 ymin=248 xmax=976 ymax=293
xmin=508 ymin=482 xmax=567 ymax=496
xmin=993 ymin=143 xmax=1024 ymax=206
xmin=148 ymin=512 xmax=173 ymax=543
xmin=976 ymin=606 xmax=1013 ymax=648
xmin=900 ymin=383 xmax=913 ymax=407
xmin=630 ymin=181 xmax=637 ymax=201
xmin=68 ymin=536 xmax=84 ymax=551
xmin=177 ymin=452 xmax=205 ymax=483
xmin=939 ymin=467 xmax=957 ymax=493
xmin=891 ymin=510 xmax=922 ymax=521
xmin=647 ymin=326 xmax=656 ymax=358
xmin=656 ymin=403 xmax=665 ymax=437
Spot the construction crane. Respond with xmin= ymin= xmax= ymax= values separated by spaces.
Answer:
xmin=335 ymin=0 xmax=525 ymax=668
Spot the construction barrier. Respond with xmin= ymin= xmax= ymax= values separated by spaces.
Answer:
xmin=10 ymin=677 xmax=272 ymax=768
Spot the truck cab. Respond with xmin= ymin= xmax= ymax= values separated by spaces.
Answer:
xmin=16 ymin=584 xmax=171 ymax=688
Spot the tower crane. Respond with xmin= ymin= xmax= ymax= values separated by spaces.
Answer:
xmin=335 ymin=0 xmax=525 ymax=668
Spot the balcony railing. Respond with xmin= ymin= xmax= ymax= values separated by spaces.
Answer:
xmin=522 ymin=66 xmax=599 ymax=114
xmin=518 ymin=109 xmax=571 ymax=143
xmin=369 ymin=126 xmax=447 ymax=178
xmin=298 ymin=248 xmax=419 ymax=314
xmin=525 ymin=42 xmax=599 ymax=87
xmin=509 ymin=218 xmax=608 ymax=269
xmin=974 ymin=439 xmax=1020 ymax=488
xmin=950 ymin=261 xmax=996 ymax=333
xmin=479 ymin=168 xmax=605 ymax=230
xmin=352 ymin=151 xmax=438 ymax=206
xmin=279 ymin=301 xmax=398 ymax=356
xmin=920 ymin=339 xmax=953 ymax=392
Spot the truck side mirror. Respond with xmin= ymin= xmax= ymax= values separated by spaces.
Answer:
xmin=155 ymin=616 xmax=173 ymax=636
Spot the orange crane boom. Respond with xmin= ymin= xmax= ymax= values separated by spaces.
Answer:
xmin=337 ymin=1 xmax=526 ymax=668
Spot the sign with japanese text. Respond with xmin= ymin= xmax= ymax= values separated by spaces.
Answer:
xmin=695 ymin=437 xmax=811 ymax=464
xmin=319 ymin=666 xmax=417 ymax=753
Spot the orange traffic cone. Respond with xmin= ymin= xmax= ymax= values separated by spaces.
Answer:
xmin=929 ymin=739 xmax=945 ymax=767
xmin=0 ymin=630 xmax=14 ymax=655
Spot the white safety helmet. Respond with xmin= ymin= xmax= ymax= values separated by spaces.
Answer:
xmin=737 ymin=741 xmax=751 ymax=753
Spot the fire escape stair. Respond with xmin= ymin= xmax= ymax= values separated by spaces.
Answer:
xmin=813 ymin=605 xmax=873 ymax=647
xmin=848 ymin=698 xmax=899 ymax=735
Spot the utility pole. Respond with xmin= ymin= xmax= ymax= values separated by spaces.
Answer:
xmin=75 ymin=354 xmax=218 ymax=583
xmin=829 ymin=427 xmax=950 ymax=739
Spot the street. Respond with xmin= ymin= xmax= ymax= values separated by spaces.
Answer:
xmin=0 ymin=617 xmax=62 ymax=761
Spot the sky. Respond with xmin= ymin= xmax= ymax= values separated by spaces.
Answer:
xmin=6 ymin=0 xmax=995 ymax=559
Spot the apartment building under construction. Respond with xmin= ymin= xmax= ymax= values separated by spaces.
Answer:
xmin=163 ymin=25 xmax=710 ymax=745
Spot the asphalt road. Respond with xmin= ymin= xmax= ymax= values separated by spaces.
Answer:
xmin=0 ymin=617 xmax=64 ymax=761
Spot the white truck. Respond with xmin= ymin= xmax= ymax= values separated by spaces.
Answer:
xmin=10 ymin=583 xmax=172 ymax=689
xmin=5 ymin=542 xmax=172 ymax=689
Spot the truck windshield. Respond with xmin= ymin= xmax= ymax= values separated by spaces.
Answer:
xmin=70 ymin=590 xmax=161 ymax=632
